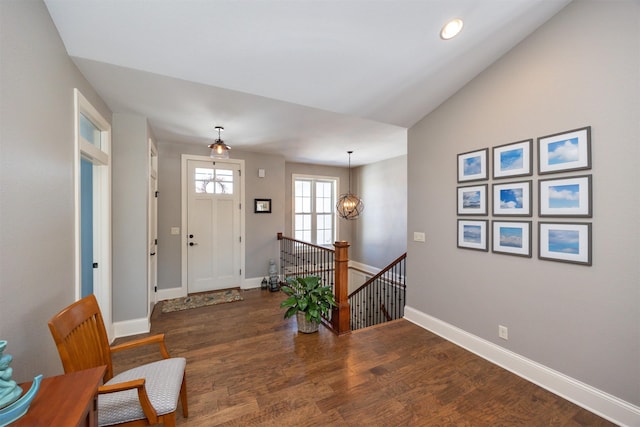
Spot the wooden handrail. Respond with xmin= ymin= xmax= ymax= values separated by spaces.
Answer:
xmin=349 ymin=253 xmax=407 ymax=297
xmin=277 ymin=232 xmax=335 ymax=253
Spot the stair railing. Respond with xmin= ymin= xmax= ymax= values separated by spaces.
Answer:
xmin=348 ymin=253 xmax=406 ymax=331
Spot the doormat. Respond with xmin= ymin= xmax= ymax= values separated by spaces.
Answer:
xmin=161 ymin=289 xmax=243 ymax=313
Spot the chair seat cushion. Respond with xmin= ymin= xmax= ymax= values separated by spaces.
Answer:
xmin=98 ymin=357 xmax=186 ymax=426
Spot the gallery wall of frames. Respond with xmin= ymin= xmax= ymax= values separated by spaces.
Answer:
xmin=456 ymin=126 xmax=592 ymax=266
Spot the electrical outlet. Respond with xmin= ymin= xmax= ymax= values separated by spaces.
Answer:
xmin=498 ymin=325 xmax=509 ymax=340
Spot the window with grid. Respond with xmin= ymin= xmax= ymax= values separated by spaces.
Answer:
xmin=293 ymin=176 xmax=337 ymax=246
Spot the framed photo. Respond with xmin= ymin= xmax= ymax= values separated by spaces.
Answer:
xmin=539 ymin=222 xmax=592 ymax=266
xmin=538 ymin=126 xmax=591 ymax=174
xmin=457 ymin=184 xmax=487 ymax=216
xmin=254 ymin=198 xmax=272 ymax=213
xmin=492 ymin=139 xmax=532 ymax=179
xmin=492 ymin=220 xmax=532 ymax=257
xmin=457 ymin=148 xmax=488 ymax=182
xmin=492 ymin=180 xmax=532 ymax=217
xmin=539 ymin=175 xmax=592 ymax=217
xmin=457 ymin=219 xmax=488 ymax=252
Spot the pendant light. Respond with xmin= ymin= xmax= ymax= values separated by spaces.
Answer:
xmin=336 ymin=151 xmax=364 ymax=220
xmin=209 ymin=126 xmax=230 ymax=159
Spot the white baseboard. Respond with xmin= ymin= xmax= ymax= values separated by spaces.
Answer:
xmin=113 ymin=317 xmax=150 ymax=339
xmin=156 ymin=286 xmax=186 ymax=301
xmin=404 ymin=306 xmax=640 ymax=427
xmin=242 ymin=277 xmax=263 ymax=290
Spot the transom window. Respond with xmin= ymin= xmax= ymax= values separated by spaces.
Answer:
xmin=195 ymin=167 xmax=234 ymax=194
xmin=293 ymin=175 xmax=337 ymax=246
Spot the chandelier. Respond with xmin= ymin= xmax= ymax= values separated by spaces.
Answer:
xmin=336 ymin=151 xmax=364 ymax=220
xmin=208 ymin=126 xmax=230 ymax=159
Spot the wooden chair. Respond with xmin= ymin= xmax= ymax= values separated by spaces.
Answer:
xmin=48 ymin=294 xmax=188 ymax=426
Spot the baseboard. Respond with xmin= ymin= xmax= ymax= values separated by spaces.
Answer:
xmin=112 ymin=317 xmax=150 ymax=339
xmin=156 ymin=286 xmax=186 ymax=301
xmin=404 ymin=306 xmax=640 ymax=427
xmin=242 ymin=277 xmax=263 ymax=290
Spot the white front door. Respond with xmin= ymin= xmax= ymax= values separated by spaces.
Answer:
xmin=187 ymin=159 xmax=241 ymax=292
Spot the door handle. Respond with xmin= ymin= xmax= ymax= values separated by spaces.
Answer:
xmin=150 ymin=252 xmax=156 ymax=256
xmin=189 ymin=242 xmax=198 ymax=246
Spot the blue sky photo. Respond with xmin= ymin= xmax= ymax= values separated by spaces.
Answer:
xmin=500 ymin=188 xmax=523 ymax=209
xmin=464 ymin=155 xmax=482 ymax=175
xmin=500 ymin=148 xmax=523 ymax=171
xmin=549 ymin=184 xmax=580 ymax=208
xmin=548 ymin=137 xmax=579 ymax=165
xmin=499 ymin=227 xmax=523 ymax=248
xmin=463 ymin=225 xmax=482 ymax=243
xmin=548 ymin=229 xmax=579 ymax=254
xmin=463 ymin=190 xmax=481 ymax=208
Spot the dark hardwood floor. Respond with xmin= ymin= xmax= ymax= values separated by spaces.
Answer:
xmin=112 ymin=289 xmax=615 ymax=426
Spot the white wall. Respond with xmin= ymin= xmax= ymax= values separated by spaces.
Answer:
xmin=407 ymin=0 xmax=639 ymax=413
xmin=0 ymin=0 xmax=111 ymax=381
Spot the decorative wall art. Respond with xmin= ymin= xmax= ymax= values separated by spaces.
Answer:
xmin=457 ymin=184 xmax=488 ymax=216
xmin=492 ymin=180 xmax=532 ymax=217
xmin=538 ymin=222 xmax=592 ymax=265
xmin=254 ymin=198 xmax=272 ymax=213
xmin=538 ymin=126 xmax=591 ymax=174
xmin=457 ymin=148 xmax=488 ymax=182
xmin=492 ymin=139 xmax=532 ymax=179
xmin=492 ymin=220 xmax=532 ymax=257
xmin=539 ymin=175 xmax=592 ymax=217
xmin=457 ymin=219 xmax=488 ymax=251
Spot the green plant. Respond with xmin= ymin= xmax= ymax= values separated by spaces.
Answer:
xmin=280 ymin=275 xmax=336 ymax=324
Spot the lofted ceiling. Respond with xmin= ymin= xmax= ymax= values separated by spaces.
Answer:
xmin=44 ymin=0 xmax=570 ymax=166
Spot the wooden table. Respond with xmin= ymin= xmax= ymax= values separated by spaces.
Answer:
xmin=13 ymin=366 xmax=105 ymax=427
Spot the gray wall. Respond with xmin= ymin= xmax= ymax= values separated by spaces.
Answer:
xmin=156 ymin=143 xmax=286 ymax=287
xmin=112 ymin=113 xmax=150 ymax=320
xmin=407 ymin=0 xmax=639 ymax=406
xmin=351 ymin=155 xmax=407 ymax=268
xmin=0 ymin=0 xmax=111 ymax=381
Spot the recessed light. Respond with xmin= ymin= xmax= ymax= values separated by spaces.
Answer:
xmin=440 ymin=18 xmax=464 ymax=40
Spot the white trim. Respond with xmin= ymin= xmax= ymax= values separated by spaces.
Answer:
xmin=404 ymin=306 xmax=640 ymax=427
xmin=74 ymin=89 xmax=113 ymax=340
xmin=291 ymin=173 xmax=340 ymax=242
xmin=242 ymin=277 xmax=263 ymax=290
xmin=156 ymin=286 xmax=186 ymax=302
xmin=113 ymin=317 xmax=150 ymax=339
xmin=180 ymin=154 xmax=245 ymax=295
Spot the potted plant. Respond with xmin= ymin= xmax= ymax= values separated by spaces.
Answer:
xmin=280 ymin=275 xmax=336 ymax=333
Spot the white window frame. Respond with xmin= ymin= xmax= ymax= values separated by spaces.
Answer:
xmin=74 ymin=88 xmax=112 ymax=338
xmin=292 ymin=174 xmax=339 ymax=246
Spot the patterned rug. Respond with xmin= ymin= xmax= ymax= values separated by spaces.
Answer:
xmin=161 ymin=289 xmax=243 ymax=313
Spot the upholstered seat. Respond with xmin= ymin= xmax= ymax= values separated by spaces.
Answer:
xmin=48 ymin=294 xmax=188 ymax=426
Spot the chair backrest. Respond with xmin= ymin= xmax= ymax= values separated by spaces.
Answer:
xmin=48 ymin=294 xmax=114 ymax=382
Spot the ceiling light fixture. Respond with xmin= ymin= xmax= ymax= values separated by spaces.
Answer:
xmin=209 ymin=126 xmax=230 ymax=159
xmin=336 ymin=151 xmax=364 ymax=220
xmin=440 ymin=18 xmax=464 ymax=40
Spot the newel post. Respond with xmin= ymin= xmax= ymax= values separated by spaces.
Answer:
xmin=332 ymin=240 xmax=351 ymax=335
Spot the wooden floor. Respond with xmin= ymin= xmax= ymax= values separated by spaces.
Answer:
xmin=112 ymin=289 xmax=615 ymax=426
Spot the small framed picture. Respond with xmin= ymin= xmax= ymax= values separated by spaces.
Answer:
xmin=457 ymin=184 xmax=487 ymax=216
xmin=457 ymin=219 xmax=488 ymax=252
xmin=254 ymin=198 xmax=272 ymax=213
xmin=492 ymin=220 xmax=532 ymax=257
xmin=538 ymin=126 xmax=591 ymax=174
xmin=492 ymin=139 xmax=532 ymax=179
xmin=539 ymin=175 xmax=592 ymax=217
xmin=539 ymin=222 xmax=592 ymax=266
xmin=492 ymin=180 xmax=532 ymax=217
xmin=457 ymin=148 xmax=488 ymax=182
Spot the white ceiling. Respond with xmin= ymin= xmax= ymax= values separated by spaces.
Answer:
xmin=44 ymin=0 xmax=570 ymax=166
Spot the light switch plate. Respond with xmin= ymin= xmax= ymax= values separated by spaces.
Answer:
xmin=413 ymin=232 xmax=426 ymax=242
xmin=170 ymin=227 xmax=180 ymax=235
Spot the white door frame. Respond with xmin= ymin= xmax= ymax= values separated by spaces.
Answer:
xmin=73 ymin=89 xmax=113 ymax=339
xmin=148 ymin=138 xmax=158 ymax=319
xmin=180 ymin=154 xmax=245 ymax=296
